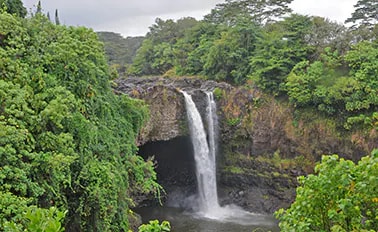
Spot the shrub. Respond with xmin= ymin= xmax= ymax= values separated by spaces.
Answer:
xmin=275 ymin=150 xmax=378 ymax=231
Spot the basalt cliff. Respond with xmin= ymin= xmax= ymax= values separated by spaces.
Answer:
xmin=113 ymin=76 xmax=374 ymax=214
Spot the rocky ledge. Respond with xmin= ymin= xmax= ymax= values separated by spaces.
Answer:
xmin=113 ymin=76 xmax=230 ymax=144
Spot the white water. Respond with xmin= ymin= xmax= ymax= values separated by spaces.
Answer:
xmin=206 ymin=92 xmax=218 ymax=173
xmin=181 ymin=91 xmax=221 ymax=216
xmin=181 ymin=90 xmax=260 ymax=222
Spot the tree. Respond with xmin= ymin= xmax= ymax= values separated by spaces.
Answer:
xmin=276 ymin=150 xmax=378 ymax=231
xmin=0 ymin=0 xmax=27 ymax=17
xmin=307 ymin=17 xmax=352 ymax=59
xmin=36 ymin=0 xmax=41 ymax=14
xmin=97 ymin=32 xmax=144 ymax=74
xmin=343 ymin=40 xmax=378 ymax=129
xmin=285 ymin=49 xmax=353 ymax=115
xmin=54 ymin=9 xmax=60 ymax=25
xmin=131 ymin=17 xmax=199 ymax=75
xmin=202 ymin=20 xmax=260 ymax=83
xmin=345 ymin=0 xmax=378 ymax=30
xmin=147 ymin=18 xmax=179 ymax=44
xmin=204 ymin=0 xmax=293 ymax=25
xmin=284 ymin=37 xmax=378 ymax=130
xmin=250 ymin=14 xmax=313 ymax=94
xmin=173 ymin=21 xmax=220 ymax=75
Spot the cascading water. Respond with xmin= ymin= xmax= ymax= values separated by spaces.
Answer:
xmin=206 ymin=92 xmax=218 ymax=173
xmin=181 ymin=90 xmax=276 ymax=223
xmin=181 ymin=91 xmax=221 ymax=216
xmin=137 ymin=90 xmax=279 ymax=230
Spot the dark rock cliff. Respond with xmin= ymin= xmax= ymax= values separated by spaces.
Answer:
xmin=113 ymin=76 xmax=374 ymax=214
xmin=114 ymin=77 xmax=230 ymax=144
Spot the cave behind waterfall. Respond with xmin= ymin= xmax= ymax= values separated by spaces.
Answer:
xmin=138 ymin=136 xmax=198 ymax=208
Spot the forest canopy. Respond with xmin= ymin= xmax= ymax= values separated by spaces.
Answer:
xmin=124 ymin=0 xmax=378 ymax=131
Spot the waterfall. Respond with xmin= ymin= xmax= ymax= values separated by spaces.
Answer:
xmin=181 ymin=90 xmax=265 ymax=223
xmin=206 ymin=92 xmax=218 ymax=170
xmin=181 ymin=91 xmax=221 ymax=216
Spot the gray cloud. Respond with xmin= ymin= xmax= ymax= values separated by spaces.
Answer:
xmin=22 ymin=0 xmax=357 ymax=37
xmin=291 ymin=0 xmax=357 ymax=23
xmin=23 ymin=0 xmax=223 ymax=25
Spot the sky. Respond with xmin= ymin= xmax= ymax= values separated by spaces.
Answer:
xmin=22 ymin=0 xmax=358 ymax=37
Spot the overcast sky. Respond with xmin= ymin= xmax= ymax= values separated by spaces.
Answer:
xmin=22 ymin=0 xmax=358 ymax=37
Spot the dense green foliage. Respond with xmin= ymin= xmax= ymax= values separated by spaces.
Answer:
xmin=204 ymin=0 xmax=293 ymax=25
xmin=345 ymin=0 xmax=378 ymax=30
xmin=286 ymin=40 xmax=378 ymax=129
xmin=138 ymin=220 xmax=170 ymax=232
xmin=124 ymin=0 xmax=378 ymax=131
xmin=0 ymin=0 xmax=26 ymax=17
xmin=2 ymin=0 xmax=374 ymax=230
xmin=276 ymin=150 xmax=378 ymax=231
xmin=130 ymin=17 xmax=199 ymax=76
xmin=4 ymin=206 xmax=66 ymax=232
xmin=0 ymin=10 xmax=160 ymax=231
xmin=97 ymin=32 xmax=144 ymax=75
xmin=250 ymin=14 xmax=314 ymax=93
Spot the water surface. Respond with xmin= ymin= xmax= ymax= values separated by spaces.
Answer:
xmin=136 ymin=206 xmax=280 ymax=232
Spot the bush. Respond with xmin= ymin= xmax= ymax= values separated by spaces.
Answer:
xmin=275 ymin=150 xmax=378 ymax=231
xmin=138 ymin=220 xmax=171 ymax=232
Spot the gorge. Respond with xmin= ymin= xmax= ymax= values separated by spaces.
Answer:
xmin=136 ymin=89 xmax=279 ymax=231
xmin=113 ymin=76 xmax=375 ymax=229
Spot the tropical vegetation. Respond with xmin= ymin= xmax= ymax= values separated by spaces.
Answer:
xmin=0 ymin=1 xmax=160 ymax=231
xmin=1 ymin=0 xmax=377 ymax=231
xmin=276 ymin=150 xmax=378 ymax=231
xmin=125 ymin=0 xmax=378 ymax=132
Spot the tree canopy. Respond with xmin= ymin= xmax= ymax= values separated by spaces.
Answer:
xmin=0 ymin=0 xmax=26 ymax=17
xmin=204 ymin=0 xmax=294 ymax=25
xmin=345 ymin=0 xmax=378 ymax=30
xmin=276 ymin=150 xmax=378 ymax=231
xmin=124 ymin=0 xmax=378 ymax=131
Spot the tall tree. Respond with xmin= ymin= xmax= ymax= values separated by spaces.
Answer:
xmin=55 ymin=9 xmax=60 ymax=25
xmin=345 ymin=0 xmax=378 ymax=30
xmin=250 ymin=14 xmax=313 ymax=94
xmin=307 ymin=16 xmax=352 ymax=59
xmin=204 ymin=0 xmax=293 ymax=25
xmin=202 ymin=20 xmax=260 ymax=83
xmin=36 ymin=0 xmax=42 ymax=14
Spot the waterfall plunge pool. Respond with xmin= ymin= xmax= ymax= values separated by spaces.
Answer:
xmin=135 ymin=206 xmax=279 ymax=232
xmin=137 ymin=91 xmax=280 ymax=231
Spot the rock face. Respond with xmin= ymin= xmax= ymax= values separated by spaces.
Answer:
xmin=114 ymin=77 xmax=230 ymax=145
xmin=113 ymin=76 xmax=374 ymax=214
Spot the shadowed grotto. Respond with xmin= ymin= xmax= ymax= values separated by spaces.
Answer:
xmin=138 ymin=136 xmax=198 ymax=208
